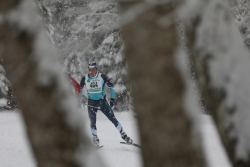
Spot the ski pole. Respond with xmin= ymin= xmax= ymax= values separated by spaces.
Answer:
xmin=87 ymin=104 xmax=101 ymax=110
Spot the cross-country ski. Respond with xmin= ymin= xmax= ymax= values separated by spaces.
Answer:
xmin=120 ymin=142 xmax=141 ymax=148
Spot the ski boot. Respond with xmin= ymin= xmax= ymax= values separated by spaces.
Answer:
xmin=121 ymin=132 xmax=133 ymax=144
xmin=93 ymin=136 xmax=100 ymax=147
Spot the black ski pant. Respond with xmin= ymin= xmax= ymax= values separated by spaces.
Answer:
xmin=87 ymin=98 xmax=119 ymax=137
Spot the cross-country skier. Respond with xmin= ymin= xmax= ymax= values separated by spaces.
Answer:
xmin=79 ymin=61 xmax=133 ymax=147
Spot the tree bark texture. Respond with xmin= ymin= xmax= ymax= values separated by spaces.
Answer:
xmin=0 ymin=1 xmax=86 ymax=167
xmin=120 ymin=1 xmax=204 ymax=167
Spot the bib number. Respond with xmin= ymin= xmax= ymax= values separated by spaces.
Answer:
xmin=90 ymin=82 xmax=98 ymax=88
xmin=86 ymin=79 xmax=102 ymax=93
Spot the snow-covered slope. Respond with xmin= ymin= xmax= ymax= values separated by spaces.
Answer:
xmin=0 ymin=111 xmax=231 ymax=167
xmin=0 ymin=111 xmax=142 ymax=167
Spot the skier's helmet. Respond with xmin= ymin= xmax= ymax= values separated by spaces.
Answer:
xmin=88 ymin=61 xmax=97 ymax=69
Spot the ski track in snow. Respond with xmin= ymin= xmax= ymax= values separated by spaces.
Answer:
xmin=0 ymin=111 xmax=231 ymax=167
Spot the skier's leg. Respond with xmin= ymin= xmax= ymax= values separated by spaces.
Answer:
xmin=100 ymin=99 xmax=133 ymax=144
xmin=88 ymin=106 xmax=98 ymax=136
xmin=87 ymin=103 xmax=99 ymax=146
xmin=99 ymin=99 xmax=119 ymax=127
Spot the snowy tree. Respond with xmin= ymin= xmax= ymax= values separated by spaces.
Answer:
xmin=181 ymin=0 xmax=250 ymax=166
xmin=36 ymin=0 xmax=131 ymax=111
xmin=120 ymin=0 xmax=205 ymax=167
xmin=0 ymin=0 xmax=104 ymax=167
xmin=0 ymin=59 xmax=17 ymax=110
xmin=231 ymin=0 xmax=250 ymax=50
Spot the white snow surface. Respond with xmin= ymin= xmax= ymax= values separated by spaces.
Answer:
xmin=0 ymin=111 xmax=231 ymax=167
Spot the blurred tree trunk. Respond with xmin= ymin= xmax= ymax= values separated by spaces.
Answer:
xmin=184 ymin=13 xmax=230 ymax=158
xmin=0 ymin=1 xmax=92 ymax=167
xmin=120 ymin=1 xmax=204 ymax=167
xmin=185 ymin=17 xmax=236 ymax=167
xmin=184 ymin=1 xmax=250 ymax=166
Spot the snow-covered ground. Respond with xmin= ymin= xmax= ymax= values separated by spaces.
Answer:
xmin=200 ymin=115 xmax=232 ymax=167
xmin=0 ymin=111 xmax=231 ymax=167
xmin=0 ymin=112 xmax=36 ymax=167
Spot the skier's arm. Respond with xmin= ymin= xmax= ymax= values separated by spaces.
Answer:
xmin=101 ymin=74 xmax=115 ymax=99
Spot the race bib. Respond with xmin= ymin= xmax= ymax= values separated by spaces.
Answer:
xmin=86 ymin=78 xmax=102 ymax=93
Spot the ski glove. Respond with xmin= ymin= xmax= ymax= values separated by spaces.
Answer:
xmin=109 ymin=99 xmax=115 ymax=108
